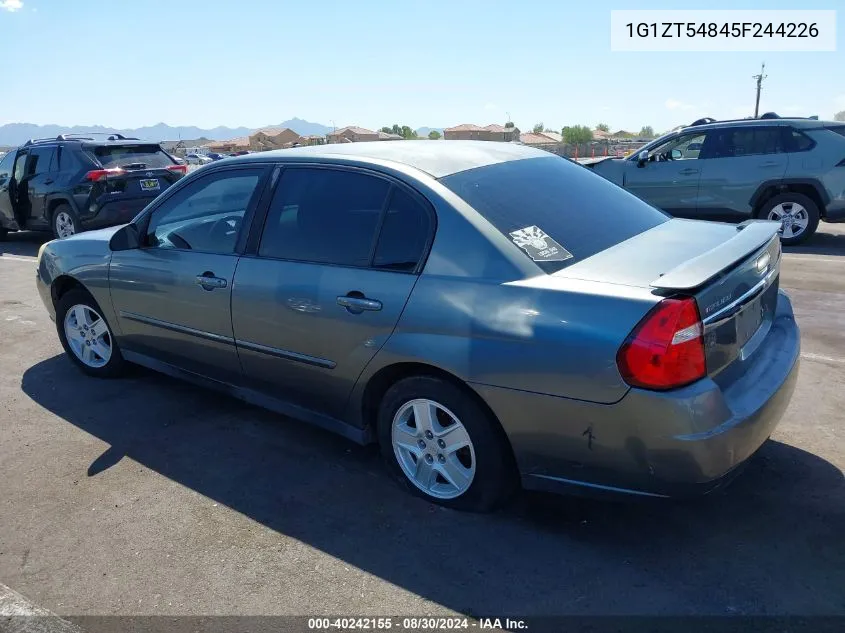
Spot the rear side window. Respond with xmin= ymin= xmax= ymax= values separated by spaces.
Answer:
xmin=259 ymin=168 xmax=390 ymax=267
xmin=704 ymin=127 xmax=783 ymax=158
xmin=784 ymin=127 xmax=815 ymax=152
xmin=440 ymin=156 xmax=668 ymax=274
xmin=373 ymin=188 xmax=432 ymax=272
xmin=827 ymin=126 xmax=845 ymax=138
xmin=27 ymin=147 xmax=55 ymax=176
xmin=91 ymin=144 xmax=173 ymax=169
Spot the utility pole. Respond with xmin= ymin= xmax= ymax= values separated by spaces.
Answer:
xmin=753 ymin=62 xmax=767 ymax=118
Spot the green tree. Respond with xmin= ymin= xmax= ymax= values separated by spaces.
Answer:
xmin=596 ymin=122 xmax=610 ymax=132
xmin=428 ymin=130 xmax=441 ymax=140
xmin=504 ymin=121 xmax=515 ymax=128
xmin=835 ymin=111 xmax=845 ymax=122
xmin=639 ymin=125 xmax=655 ymax=138
xmin=532 ymin=122 xmax=544 ymax=134
xmin=400 ymin=125 xmax=417 ymax=139
xmin=391 ymin=124 xmax=402 ymax=135
xmin=380 ymin=126 xmax=392 ymax=134
xmin=562 ymin=125 xmax=593 ymax=144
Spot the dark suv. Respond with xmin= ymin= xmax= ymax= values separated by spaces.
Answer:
xmin=0 ymin=133 xmax=187 ymax=240
xmin=587 ymin=115 xmax=845 ymax=245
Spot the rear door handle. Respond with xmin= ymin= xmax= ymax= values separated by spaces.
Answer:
xmin=679 ymin=168 xmax=699 ymax=175
xmin=337 ymin=295 xmax=382 ymax=313
xmin=195 ymin=273 xmax=227 ymax=290
xmin=44 ymin=179 xmax=54 ymax=185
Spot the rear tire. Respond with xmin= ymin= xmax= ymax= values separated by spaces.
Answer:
xmin=56 ymin=289 xmax=126 ymax=378
xmin=757 ymin=192 xmax=819 ymax=246
xmin=52 ymin=204 xmax=81 ymax=240
xmin=377 ymin=375 xmax=517 ymax=512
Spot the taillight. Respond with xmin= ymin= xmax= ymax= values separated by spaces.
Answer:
xmin=85 ymin=168 xmax=126 ymax=182
xmin=616 ymin=297 xmax=706 ymax=390
xmin=167 ymin=164 xmax=188 ymax=175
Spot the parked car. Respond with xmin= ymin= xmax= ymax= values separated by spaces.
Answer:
xmin=207 ymin=152 xmax=227 ymax=161
xmin=586 ymin=115 xmax=845 ymax=245
xmin=0 ymin=134 xmax=187 ymax=240
xmin=185 ymin=153 xmax=212 ymax=165
xmin=35 ymin=141 xmax=799 ymax=512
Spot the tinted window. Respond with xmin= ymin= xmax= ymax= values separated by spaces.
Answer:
xmin=440 ymin=156 xmax=668 ymax=274
xmin=704 ymin=127 xmax=783 ymax=158
xmin=13 ymin=153 xmax=27 ymax=181
xmin=0 ymin=152 xmax=14 ymax=181
xmin=27 ymin=147 xmax=55 ymax=176
xmin=146 ymin=168 xmax=262 ymax=254
xmin=785 ymin=128 xmax=816 ymax=151
xmin=647 ymin=132 xmax=707 ymax=160
xmin=373 ymin=188 xmax=432 ymax=272
xmin=92 ymin=144 xmax=173 ymax=169
xmin=829 ymin=126 xmax=845 ymax=138
xmin=259 ymin=168 xmax=389 ymax=267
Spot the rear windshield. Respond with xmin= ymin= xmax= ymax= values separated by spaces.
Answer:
xmin=91 ymin=144 xmax=173 ymax=169
xmin=828 ymin=126 xmax=845 ymax=138
xmin=440 ymin=156 xmax=669 ymax=273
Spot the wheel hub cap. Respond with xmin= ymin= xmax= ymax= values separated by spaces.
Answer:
xmin=63 ymin=304 xmax=112 ymax=368
xmin=391 ymin=398 xmax=476 ymax=500
xmin=768 ymin=202 xmax=808 ymax=239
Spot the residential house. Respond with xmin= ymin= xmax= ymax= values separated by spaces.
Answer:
xmin=377 ymin=131 xmax=404 ymax=141
xmin=249 ymin=127 xmax=302 ymax=151
xmin=299 ymin=135 xmax=326 ymax=146
xmin=161 ymin=138 xmax=213 ymax=156
xmin=443 ymin=124 xmax=518 ymax=142
xmin=518 ymin=132 xmax=559 ymax=148
xmin=326 ymin=126 xmax=379 ymax=144
xmin=203 ymin=136 xmax=251 ymax=153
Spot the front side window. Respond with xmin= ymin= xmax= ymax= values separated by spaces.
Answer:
xmin=258 ymin=167 xmax=390 ymax=267
xmin=644 ymin=132 xmax=707 ymax=162
xmin=146 ymin=168 xmax=263 ymax=254
xmin=13 ymin=152 xmax=28 ymax=181
xmin=0 ymin=152 xmax=15 ymax=182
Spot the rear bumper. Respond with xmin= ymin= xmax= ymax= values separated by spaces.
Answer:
xmin=79 ymin=196 xmax=154 ymax=231
xmin=473 ymin=290 xmax=800 ymax=499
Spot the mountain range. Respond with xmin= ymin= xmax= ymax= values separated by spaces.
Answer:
xmin=0 ymin=118 xmax=334 ymax=146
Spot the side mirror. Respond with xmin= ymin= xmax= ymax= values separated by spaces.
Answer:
xmin=637 ymin=150 xmax=649 ymax=167
xmin=109 ymin=223 xmax=141 ymax=251
xmin=671 ymin=148 xmax=683 ymax=160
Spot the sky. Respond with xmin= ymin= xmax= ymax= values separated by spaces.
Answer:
xmin=0 ymin=0 xmax=842 ymax=133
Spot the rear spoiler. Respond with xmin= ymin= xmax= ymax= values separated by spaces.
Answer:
xmin=650 ymin=220 xmax=780 ymax=290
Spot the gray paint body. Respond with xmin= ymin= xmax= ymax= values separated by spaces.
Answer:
xmin=35 ymin=141 xmax=801 ymax=498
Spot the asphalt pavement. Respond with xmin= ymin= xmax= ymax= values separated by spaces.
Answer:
xmin=0 ymin=225 xmax=843 ymax=620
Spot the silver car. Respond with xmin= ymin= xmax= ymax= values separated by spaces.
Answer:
xmin=35 ymin=141 xmax=800 ymax=512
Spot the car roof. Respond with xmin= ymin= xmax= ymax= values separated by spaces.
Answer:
xmin=228 ymin=140 xmax=554 ymax=178
xmin=681 ymin=117 xmax=836 ymax=133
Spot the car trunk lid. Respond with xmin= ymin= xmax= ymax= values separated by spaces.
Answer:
xmin=555 ymin=218 xmax=782 ymax=376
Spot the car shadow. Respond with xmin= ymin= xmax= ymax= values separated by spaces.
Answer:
xmin=784 ymin=227 xmax=845 ymax=256
xmin=0 ymin=230 xmax=48 ymax=258
xmin=20 ymin=355 xmax=845 ymax=615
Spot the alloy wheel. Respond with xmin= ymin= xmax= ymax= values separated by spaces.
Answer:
xmin=391 ymin=398 xmax=476 ymax=499
xmin=55 ymin=211 xmax=76 ymax=238
xmin=768 ymin=202 xmax=809 ymax=240
xmin=63 ymin=304 xmax=112 ymax=368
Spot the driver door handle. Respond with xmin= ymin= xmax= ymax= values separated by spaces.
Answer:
xmin=195 ymin=273 xmax=227 ymax=290
xmin=337 ymin=295 xmax=382 ymax=312
xmin=679 ymin=168 xmax=699 ymax=175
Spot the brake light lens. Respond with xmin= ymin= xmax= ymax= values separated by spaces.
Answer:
xmin=85 ymin=168 xmax=126 ymax=182
xmin=616 ymin=297 xmax=706 ymax=390
xmin=167 ymin=164 xmax=188 ymax=175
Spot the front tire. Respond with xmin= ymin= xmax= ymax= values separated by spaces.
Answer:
xmin=52 ymin=204 xmax=81 ymax=240
xmin=56 ymin=289 xmax=126 ymax=378
xmin=377 ymin=376 xmax=517 ymax=512
xmin=758 ymin=192 xmax=819 ymax=246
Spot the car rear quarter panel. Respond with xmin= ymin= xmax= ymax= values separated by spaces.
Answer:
xmin=348 ymin=178 xmax=661 ymax=410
